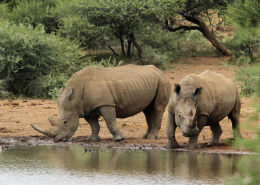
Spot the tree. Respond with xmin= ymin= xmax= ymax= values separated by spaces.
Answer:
xmin=164 ymin=0 xmax=232 ymax=56
xmin=54 ymin=0 xmax=182 ymax=58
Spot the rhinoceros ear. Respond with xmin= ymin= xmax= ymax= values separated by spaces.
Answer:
xmin=59 ymin=87 xmax=65 ymax=96
xmin=192 ymin=87 xmax=203 ymax=97
xmin=174 ymin=84 xmax=181 ymax=95
xmin=63 ymin=89 xmax=74 ymax=106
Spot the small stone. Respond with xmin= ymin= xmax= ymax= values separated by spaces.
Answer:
xmin=171 ymin=75 xmax=175 ymax=79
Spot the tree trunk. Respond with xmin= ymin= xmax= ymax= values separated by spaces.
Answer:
xmin=183 ymin=15 xmax=231 ymax=56
xmin=119 ymin=32 xmax=126 ymax=57
xmin=129 ymin=33 xmax=142 ymax=58
xmin=194 ymin=17 xmax=231 ymax=56
xmin=127 ymin=38 xmax=132 ymax=57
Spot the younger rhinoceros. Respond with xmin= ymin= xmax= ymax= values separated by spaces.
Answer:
xmin=166 ymin=70 xmax=242 ymax=149
xmin=31 ymin=64 xmax=171 ymax=143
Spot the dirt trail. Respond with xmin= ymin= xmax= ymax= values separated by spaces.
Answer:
xmin=0 ymin=56 xmax=257 ymax=153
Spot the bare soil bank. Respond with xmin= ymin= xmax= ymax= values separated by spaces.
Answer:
xmin=0 ymin=56 xmax=257 ymax=154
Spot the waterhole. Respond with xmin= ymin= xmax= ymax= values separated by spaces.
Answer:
xmin=0 ymin=145 xmax=248 ymax=185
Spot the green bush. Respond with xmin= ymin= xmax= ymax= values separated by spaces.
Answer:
xmin=3 ymin=0 xmax=59 ymax=33
xmin=224 ymin=34 xmax=260 ymax=63
xmin=235 ymin=64 xmax=258 ymax=96
xmin=0 ymin=21 xmax=90 ymax=98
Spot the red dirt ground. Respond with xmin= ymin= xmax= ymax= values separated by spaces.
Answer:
xmin=0 ymin=56 xmax=257 ymax=153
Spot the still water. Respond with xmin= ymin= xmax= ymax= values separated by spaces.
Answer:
xmin=0 ymin=145 xmax=242 ymax=185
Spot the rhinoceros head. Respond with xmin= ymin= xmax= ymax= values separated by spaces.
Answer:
xmin=173 ymin=84 xmax=202 ymax=137
xmin=31 ymin=87 xmax=79 ymax=142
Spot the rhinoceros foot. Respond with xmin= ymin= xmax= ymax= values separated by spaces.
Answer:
xmin=147 ymin=134 xmax=160 ymax=139
xmin=166 ymin=140 xmax=179 ymax=149
xmin=86 ymin=135 xmax=101 ymax=142
xmin=113 ymin=134 xmax=126 ymax=142
xmin=207 ymin=139 xmax=219 ymax=146
xmin=186 ymin=143 xmax=201 ymax=149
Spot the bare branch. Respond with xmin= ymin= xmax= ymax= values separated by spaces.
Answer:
xmin=190 ymin=6 xmax=205 ymax=15
xmin=165 ymin=25 xmax=203 ymax=33
xmin=103 ymin=42 xmax=119 ymax=56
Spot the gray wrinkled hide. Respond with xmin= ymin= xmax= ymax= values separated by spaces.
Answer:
xmin=166 ymin=70 xmax=242 ymax=149
xmin=34 ymin=64 xmax=171 ymax=143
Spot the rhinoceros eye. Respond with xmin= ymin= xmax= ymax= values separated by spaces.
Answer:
xmin=63 ymin=120 xmax=67 ymax=124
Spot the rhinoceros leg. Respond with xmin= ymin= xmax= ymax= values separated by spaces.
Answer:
xmin=166 ymin=112 xmax=179 ymax=148
xmin=208 ymin=122 xmax=222 ymax=145
xmin=142 ymin=109 xmax=163 ymax=139
xmin=99 ymin=106 xmax=126 ymax=142
xmin=228 ymin=107 xmax=242 ymax=139
xmin=187 ymin=115 xmax=208 ymax=148
xmin=84 ymin=116 xmax=101 ymax=141
xmin=142 ymin=109 xmax=152 ymax=139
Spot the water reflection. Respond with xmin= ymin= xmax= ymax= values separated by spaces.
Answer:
xmin=0 ymin=145 xmax=249 ymax=185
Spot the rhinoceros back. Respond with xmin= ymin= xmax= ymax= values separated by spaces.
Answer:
xmin=69 ymin=65 xmax=170 ymax=118
xmin=197 ymin=70 xmax=238 ymax=124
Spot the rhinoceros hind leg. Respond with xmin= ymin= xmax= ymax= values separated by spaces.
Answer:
xmin=208 ymin=122 xmax=222 ymax=145
xmin=99 ymin=106 xmax=126 ymax=142
xmin=85 ymin=116 xmax=101 ymax=142
xmin=143 ymin=109 xmax=164 ymax=139
xmin=228 ymin=110 xmax=242 ymax=139
xmin=228 ymin=91 xmax=242 ymax=139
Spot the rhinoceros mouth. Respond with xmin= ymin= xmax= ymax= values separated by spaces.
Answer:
xmin=53 ymin=131 xmax=75 ymax=143
xmin=53 ymin=138 xmax=68 ymax=143
xmin=182 ymin=127 xmax=199 ymax=137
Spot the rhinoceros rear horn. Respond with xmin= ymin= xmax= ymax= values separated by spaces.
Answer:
xmin=48 ymin=117 xmax=57 ymax=126
xmin=188 ymin=108 xmax=193 ymax=116
xmin=31 ymin=124 xmax=58 ymax=137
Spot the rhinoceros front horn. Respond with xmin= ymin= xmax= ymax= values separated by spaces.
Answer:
xmin=31 ymin=124 xmax=58 ymax=137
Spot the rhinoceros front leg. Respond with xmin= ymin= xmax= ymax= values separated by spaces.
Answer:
xmin=99 ymin=106 xmax=126 ymax=142
xmin=187 ymin=115 xmax=208 ymax=149
xmin=208 ymin=122 xmax=222 ymax=145
xmin=166 ymin=112 xmax=179 ymax=148
xmin=84 ymin=116 xmax=101 ymax=142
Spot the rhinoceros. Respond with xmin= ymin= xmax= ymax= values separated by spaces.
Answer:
xmin=31 ymin=64 xmax=171 ymax=142
xmin=166 ymin=70 xmax=242 ymax=149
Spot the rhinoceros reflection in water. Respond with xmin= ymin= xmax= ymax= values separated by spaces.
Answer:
xmin=31 ymin=64 xmax=171 ymax=142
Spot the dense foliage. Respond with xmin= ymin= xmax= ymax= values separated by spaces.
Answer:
xmin=0 ymin=0 xmax=258 ymax=99
xmin=2 ymin=0 xmax=59 ymax=33
xmin=0 ymin=21 xmax=90 ymax=98
xmin=225 ymin=0 xmax=260 ymax=184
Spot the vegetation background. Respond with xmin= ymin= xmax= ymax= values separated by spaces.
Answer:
xmin=0 ymin=0 xmax=260 ymax=184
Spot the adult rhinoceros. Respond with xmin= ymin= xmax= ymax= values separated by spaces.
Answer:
xmin=166 ymin=70 xmax=242 ymax=149
xmin=31 ymin=64 xmax=171 ymax=142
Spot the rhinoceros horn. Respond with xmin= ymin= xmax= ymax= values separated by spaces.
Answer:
xmin=188 ymin=108 xmax=193 ymax=116
xmin=31 ymin=124 xmax=58 ymax=137
xmin=48 ymin=117 xmax=57 ymax=126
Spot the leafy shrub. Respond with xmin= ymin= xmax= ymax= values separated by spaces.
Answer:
xmin=0 ymin=21 xmax=90 ymax=98
xmin=3 ymin=0 xmax=59 ymax=33
xmin=224 ymin=34 xmax=260 ymax=63
xmin=232 ymin=54 xmax=258 ymax=96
